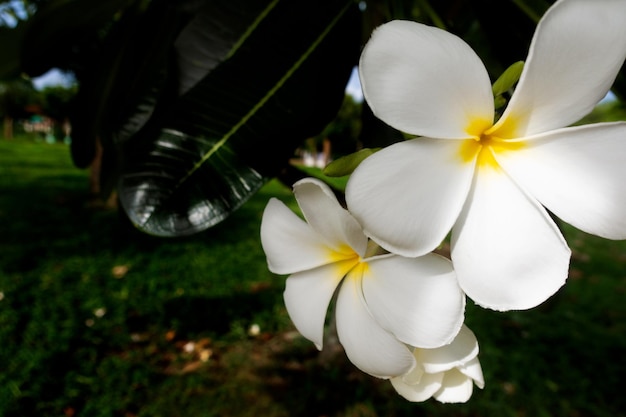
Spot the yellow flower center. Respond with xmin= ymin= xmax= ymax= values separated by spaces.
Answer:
xmin=327 ymin=245 xmax=365 ymax=276
xmin=458 ymin=117 xmax=525 ymax=169
xmin=327 ymin=243 xmax=360 ymax=264
xmin=327 ymin=243 xmax=372 ymax=282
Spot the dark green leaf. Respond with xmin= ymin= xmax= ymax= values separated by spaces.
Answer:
xmin=119 ymin=130 xmax=266 ymax=236
xmin=69 ymin=0 xmax=194 ymax=170
xmin=0 ymin=23 xmax=26 ymax=80
xmin=19 ymin=0 xmax=137 ymax=77
xmin=118 ymin=0 xmax=361 ymax=236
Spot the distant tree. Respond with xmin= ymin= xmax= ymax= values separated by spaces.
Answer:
xmin=0 ymin=77 xmax=39 ymax=138
xmin=40 ymin=84 xmax=77 ymax=136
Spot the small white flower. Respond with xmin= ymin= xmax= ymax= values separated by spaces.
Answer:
xmin=183 ymin=342 xmax=195 ymax=353
xmin=347 ymin=0 xmax=626 ymax=311
xmin=260 ymin=178 xmax=465 ymax=378
xmin=248 ymin=323 xmax=261 ymax=337
xmin=390 ymin=325 xmax=484 ymax=403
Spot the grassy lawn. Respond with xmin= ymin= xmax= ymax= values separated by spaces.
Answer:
xmin=1 ymin=136 xmax=625 ymax=417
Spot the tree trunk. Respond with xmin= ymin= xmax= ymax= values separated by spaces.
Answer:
xmin=89 ymin=136 xmax=102 ymax=197
xmin=88 ymin=137 xmax=118 ymax=209
xmin=3 ymin=115 xmax=13 ymax=139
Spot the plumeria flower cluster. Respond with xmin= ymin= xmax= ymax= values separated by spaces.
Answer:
xmin=348 ymin=0 xmax=626 ymax=311
xmin=260 ymin=0 xmax=626 ymax=404
xmin=261 ymin=178 xmax=467 ymax=377
xmin=261 ymin=179 xmax=483 ymax=403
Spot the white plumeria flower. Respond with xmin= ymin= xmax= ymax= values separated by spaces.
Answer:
xmin=346 ymin=0 xmax=626 ymax=311
xmin=260 ymin=177 xmax=465 ymax=378
xmin=390 ymin=325 xmax=484 ymax=403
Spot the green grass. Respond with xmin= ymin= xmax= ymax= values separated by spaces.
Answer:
xmin=1 ymin=136 xmax=625 ymax=417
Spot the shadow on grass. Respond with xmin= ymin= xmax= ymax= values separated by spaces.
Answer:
xmin=160 ymin=292 xmax=281 ymax=337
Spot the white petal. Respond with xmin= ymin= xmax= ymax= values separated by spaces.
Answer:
xmin=293 ymin=178 xmax=368 ymax=256
xmin=400 ymin=360 xmax=425 ymax=385
xmin=362 ymin=254 xmax=465 ymax=348
xmin=498 ymin=123 xmax=626 ymax=239
xmin=419 ymin=325 xmax=478 ymax=373
xmin=359 ymin=20 xmax=494 ymax=139
xmin=451 ymin=164 xmax=571 ymax=311
xmin=433 ymin=368 xmax=474 ymax=403
xmin=283 ymin=263 xmax=345 ymax=350
xmin=458 ymin=357 xmax=485 ymax=389
xmin=390 ymin=370 xmax=443 ymax=402
xmin=261 ymin=198 xmax=334 ymax=274
xmin=346 ymin=138 xmax=474 ymax=257
xmin=499 ymin=0 xmax=626 ymax=136
xmin=335 ymin=268 xmax=416 ymax=378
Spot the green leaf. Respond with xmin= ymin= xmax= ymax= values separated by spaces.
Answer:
xmin=294 ymin=165 xmax=350 ymax=193
xmin=323 ymin=148 xmax=380 ymax=178
xmin=118 ymin=0 xmax=361 ymax=236
xmin=492 ymin=60 xmax=524 ymax=98
xmin=69 ymin=0 xmax=191 ymax=169
xmin=0 ymin=23 xmax=27 ymax=80
xmin=494 ymin=95 xmax=507 ymax=111
xmin=119 ymin=130 xmax=266 ymax=236
xmin=19 ymin=0 xmax=137 ymax=77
